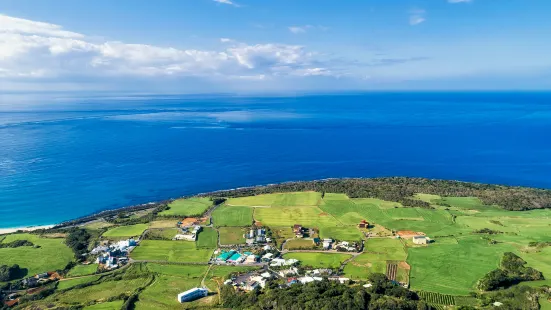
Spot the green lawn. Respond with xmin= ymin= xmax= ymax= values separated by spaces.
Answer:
xmin=67 ymin=264 xmax=98 ymax=277
xmin=283 ymin=252 xmax=353 ymax=268
xmin=284 ymin=239 xmax=316 ymax=250
xmin=131 ymin=240 xmax=213 ymax=263
xmin=0 ymin=233 xmax=74 ymax=277
xmin=219 ymin=227 xmax=246 ymax=245
xmin=57 ymin=275 xmax=100 ymax=290
xmin=227 ymin=192 xmax=321 ymax=207
xmin=159 ymin=197 xmax=212 ymax=217
xmin=212 ymin=205 xmax=253 ymax=226
xmin=196 ymin=227 xmax=218 ymax=248
xmin=102 ymin=224 xmax=148 ymax=238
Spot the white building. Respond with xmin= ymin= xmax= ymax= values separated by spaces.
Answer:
xmin=177 ymin=288 xmax=208 ymax=303
xmin=412 ymin=235 xmax=430 ymax=245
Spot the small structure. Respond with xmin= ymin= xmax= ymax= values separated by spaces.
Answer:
xmin=177 ymin=287 xmax=208 ymax=303
xmin=245 ymin=254 xmax=258 ymax=264
xmin=412 ymin=235 xmax=430 ymax=245
xmin=293 ymin=224 xmax=304 ymax=238
xmin=279 ymin=267 xmax=298 ymax=278
xmin=322 ymin=238 xmax=333 ymax=250
xmin=243 ymin=280 xmax=260 ymax=291
xmin=261 ymin=253 xmax=274 ymax=262
xmin=358 ymin=220 xmax=369 ymax=228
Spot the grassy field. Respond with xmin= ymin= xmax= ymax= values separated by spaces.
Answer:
xmin=211 ymin=205 xmax=253 ymax=227
xmin=136 ymin=264 xmax=212 ymax=310
xmin=131 ymin=240 xmax=213 ymax=263
xmin=83 ymin=220 xmax=114 ymax=230
xmin=148 ymin=220 xmax=178 ymax=229
xmin=284 ymin=239 xmax=315 ymax=250
xmin=159 ymin=197 xmax=212 ymax=216
xmin=49 ymin=277 xmax=147 ymax=305
xmin=102 ymin=224 xmax=148 ymax=238
xmin=146 ymin=228 xmax=178 ymax=240
xmin=196 ymin=227 xmax=218 ymax=248
xmin=0 ymin=233 xmax=74 ymax=277
xmin=58 ymin=275 xmax=100 ymax=290
xmin=344 ymin=238 xmax=407 ymax=280
xmin=83 ymin=300 xmax=124 ymax=310
xmin=254 ymin=206 xmax=338 ymax=228
xmin=283 ymin=253 xmax=353 ymax=268
xmin=227 ymin=192 xmax=321 ymax=207
xmin=67 ymin=264 xmax=98 ymax=277
xmin=319 ymin=226 xmax=364 ymax=241
xmin=218 ymin=227 xmax=245 ymax=245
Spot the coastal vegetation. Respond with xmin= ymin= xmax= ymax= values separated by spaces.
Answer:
xmin=3 ymin=178 xmax=551 ymax=309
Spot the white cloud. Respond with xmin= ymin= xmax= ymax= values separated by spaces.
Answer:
xmin=448 ymin=0 xmax=472 ymax=3
xmin=0 ymin=14 xmax=332 ymax=83
xmin=409 ymin=9 xmax=426 ymax=25
xmin=288 ymin=25 xmax=328 ymax=34
xmin=213 ymin=0 xmax=239 ymax=7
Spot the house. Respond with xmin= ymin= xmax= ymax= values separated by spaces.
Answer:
xmin=279 ymin=267 xmax=299 ymax=277
xmin=261 ymin=253 xmax=274 ymax=262
xmin=246 ymin=238 xmax=255 ymax=245
xmin=90 ymin=245 xmax=109 ymax=255
xmin=177 ymin=287 xmax=208 ymax=303
xmin=412 ymin=235 xmax=430 ymax=245
xmin=245 ymin=254 xmax=258 ymax=264
xmin=358 ymin=220 xmax=369 ymax=228
xmin=248 ymin=229 xmax=256 ymax=239
xmin=263 ymin=245 xmax=272 ymax=251
xmin=36 ymin=272 xmax=49 ymax=279
xmin=313 ymin=238 xmax=321 ymax=245
xmin=174 ymin=234 xmax=196 ymax=241
xmin=261 ymin=272 xmax=272 ymax=279
xmin=21 ymin=277 xmax=38 ymax=287
xmin=329 ymin=277 xmax=350 ymax=284
xmin=322 ymin=239 xmax=333 ymax=250
xmin=243 ymin=280 xmax=260 ymax=291
xmin=287 ymin=277 xmax=298 ymax=285
xmin=257 ymin=229 xmax=265 ymax=236
xmin=293 ymin=224 xmax=303 ymax=238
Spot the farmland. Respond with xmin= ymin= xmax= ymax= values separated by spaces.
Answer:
xmin=212 ymin=205 xmax=253 ymax=227
xmin=159 ymin=197 xmax=212 ymax=216
xmin=102 ymin=223 xmax=148 ymax=238
xmin=5 ymin=182 xmax=551 ymax=309
xmin=218 ymin=227 xmax=245 ymax=245
xmin=131 ymin=240 xmax=214 ymax=263
xmin=283 ymin=253 xmax=353 ymax=268
xmin=0 ymin=233 xmax=74 ymax=277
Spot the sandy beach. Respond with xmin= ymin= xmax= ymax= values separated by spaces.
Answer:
xmin=0 ymin=225 xmax=55 ymax=235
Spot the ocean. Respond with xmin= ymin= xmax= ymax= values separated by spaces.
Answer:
xmin=1 ymin=92 xmax=550 ymax=228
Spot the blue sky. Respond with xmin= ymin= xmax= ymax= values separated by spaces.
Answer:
xmin=0 ymin=0 xmax=550 ymax=93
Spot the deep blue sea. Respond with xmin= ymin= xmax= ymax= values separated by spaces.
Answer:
xmin=1 ymin=92 xmax=551 ymax=228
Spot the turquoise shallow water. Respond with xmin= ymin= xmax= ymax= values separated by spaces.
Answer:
xmin=1 ymin=92 xmax=550 ymax=228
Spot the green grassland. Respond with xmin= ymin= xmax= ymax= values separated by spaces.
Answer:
xmin=102 ymin=224 xmax=148 ymax=238
xmin=283 ymin=253 xmax=353 ymax=268
xmin=159 ymin=197 xmax=212 ymax=217
xmin=0 ymin=233 xmax=74 ymax=277
xmin=48 ymin=277 xmax=147 ymax=305
xmin=227 ymin=191 xmax=321 ymax=207
xmin=211 ymin=205 xmax=253 ymax=226
xmin=344 ymin=238 xmax=407 ymax=280
xmin=196 ymin=227 xmax=218 ymax=248
xmin=146 ymin=228 xmax=178 ymax=240
xmin=284 ymin=239 xmax=315 ymax=250
xmin=319 ymin=226 xmax=364 ymax=241
xmin=57 ymin=275 xmax=100 ymax=290
xmin=254 ymin=205 xmax=338 ymax=228
xmin=218 ymin=227 xmax=246 ymax=245
xmin=83 ymin=300 xmax=124 ymax=310
xmin=67 ymin=264 xmax=98 ymax=277
xmin=131 ymin=240 xmax=213 ymax=263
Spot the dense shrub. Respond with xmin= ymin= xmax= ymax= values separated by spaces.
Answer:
xmin=0 ymin=264 xmax=25 ymax=281
xmin=65 ymin=228 xmax=91 ymax=258
xmin=477 ymin=252 xmax=543 ymax=291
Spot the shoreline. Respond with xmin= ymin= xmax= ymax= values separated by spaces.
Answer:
xmin=0 ymin=224 xmax=56 ymax=235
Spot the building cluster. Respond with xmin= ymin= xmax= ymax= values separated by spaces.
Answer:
xmin=174 ymin=225 xmax=202 ymax=241
xmin=245 ymin=228 xmax=270 ymax=245
xmin=224 ymin=271 xmax=274 ymax=291
xmin=285 ymin=269 xmax=349 ymax=286
xmin=92 ymin=239 xmax=135 ymax=269
xmin=335 ymin=241 xmax=360 ymax=252
xmin=214 ymin=250 xmax=259 ymax=265
xmin=293 ymin=224 xmax=310 ymax=238
xmin=20 ymin=272 xmax=57 ymax=288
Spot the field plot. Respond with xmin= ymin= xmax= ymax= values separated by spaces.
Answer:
xmin=283 ymin=253 xmax=352 ymax=268
xmin=136 ymin=264 xmax=211 ymax=310
xmin=47 ymin=278 xmax=147 ymax=305
xmin=344 ymin=238 xmax=406 ymax=280
xmin=284 ymin=239 xmax=315 ymax=250
xmin=102 ymin=224 xmax=148 ymax=238
xmin=408 ymin=236 xmax=516 ymax=295
xmin=83 ymin=300 xmax=124 ymax=310
xmin=58 ymin=275 xmax=100 ymax=290
xmin=196 ymin=227 xmax=218 ymax=248
xmin=219 ymin=227 xmax=246 ymax=245
xmin=417 ymin=291 xmax=456 ymax=306
xmin=145 ymin=228 xmax=178 ymax=240
xmin=254 ymin=206 xmax=338 ymax=228
xmin=83 ymin=220 xmax=114 ymax=230
xmin=67 ymin=264 xmax=98 ymax=277
xmin=227 ymin=192 xmax=321 ymax=207
xmin=212 ymin=205 xmax=253 ymax=227
xmin=318 ymin=226 xmax=364 ymax=241
xmin=131 ymin=240 xmax=213 ymax=263
xmin=148 ymin=220 xmax=178 ymax=229
xmin=159 ymin=197 xmax=212 ymax=216
xmin=0 ymin=233 xmax=74 ymax=277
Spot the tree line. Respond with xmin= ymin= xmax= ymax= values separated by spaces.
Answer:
xmin=205 ymin=177 xmax=551 ymax=211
